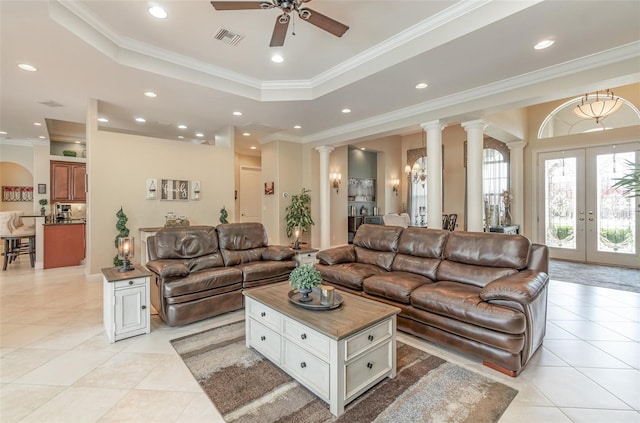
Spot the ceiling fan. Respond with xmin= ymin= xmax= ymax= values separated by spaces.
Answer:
xmin=210 ymin=1 xmax=349 ymax=47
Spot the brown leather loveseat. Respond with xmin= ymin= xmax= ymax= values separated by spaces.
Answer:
xmin=146 ymin=222 xmax=296 ymax=326
xmin=315 ymin=224 xmax=549 ymax=376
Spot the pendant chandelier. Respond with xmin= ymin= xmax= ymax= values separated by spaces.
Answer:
xmin=405 ymin=129 xmax=427 ymax=185
xmin=573 ymin=89 xmax=622 ymax=123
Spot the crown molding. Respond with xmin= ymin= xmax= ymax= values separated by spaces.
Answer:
xmin=0 ymin=139 xmax=49 ymax=147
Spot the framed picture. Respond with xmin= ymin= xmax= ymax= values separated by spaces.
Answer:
xmin=37 ymin=184 xmax=46 ymax=194
xmin=264 ymin=181 xmax=274 ymax=195
xmin=160 ymin=179 xmax=189 ymax=200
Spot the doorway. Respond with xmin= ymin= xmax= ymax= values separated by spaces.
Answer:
xmin=538 ymin=144 xmax=638 ymax=267
xmin=239 ymin=167 xmax=262 ymax=223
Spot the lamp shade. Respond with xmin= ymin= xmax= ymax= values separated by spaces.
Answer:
xmin=117 ymin=237 xmax=134 ymax=260
xmin=573 ymin=90 xmax=622 ymax=123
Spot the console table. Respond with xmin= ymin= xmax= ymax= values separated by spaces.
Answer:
xmin=489 ymin=224 xmax=520 ymax=235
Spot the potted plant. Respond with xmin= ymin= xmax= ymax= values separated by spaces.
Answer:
xmin=289 ymin=265 xmax=322 ymax=302
xmin=285 ymin=188 xmax=314 ymax=243
xmin=612 ymin=160 xmax=639 ymax=199
xmin=38 ymin=198 xmax=48 ymax=216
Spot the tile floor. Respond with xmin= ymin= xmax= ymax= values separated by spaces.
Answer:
xmin=0 ymin=258 xmax=638 ymax=422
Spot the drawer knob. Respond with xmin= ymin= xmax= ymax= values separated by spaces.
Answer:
xmin=141 ymin=305 xmax=146 ymax=310
xmin=261 ymin=312 xmax=266 ymax=317
xmin=368 ymin=334 xmax=374 ymax=342
xmin=300 ymin=362 xmax=306 ymax=369
xmin=300 ymin=333 xmax=307 ymax=340
xmin=260 ymin=335 xmax=266 ymax=341
xmin=129 ymin=280 xmax=134 ymax=285
xmin=367 ymin=362 xmax=373 ymax=369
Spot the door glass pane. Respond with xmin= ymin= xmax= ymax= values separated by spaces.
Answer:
xmin=545 ymin=157 xmax=577 ymax=248
xmin=483 ymin=148 xmax=509 ymax=229
xmin=596 ymin=152 xmax=636 ymax=254
xmin=409 ymin=157 xmax=427 ymax=226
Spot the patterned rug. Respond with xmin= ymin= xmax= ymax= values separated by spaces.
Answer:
xmin=171 ymin=321 xmax=517 ymax=423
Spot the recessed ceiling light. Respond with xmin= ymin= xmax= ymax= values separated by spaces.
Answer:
xmin=534 ymin=39 xmax=554 ymax=50
xmin=242 ymin=132 xmax=251 ymax=136
xmin=74 ymin=141 xmax=81 ymax=144
xmin=38 ymin=136 xmax=46 ymax=139
xmin=33 ymin=122 xmax=42 ymax=126
xmin=177 ymin=124 xmax=187 ymax=129
xmin=0 ymin=131 xmax=7 ymax=135
xmin=97 ymin=117 xmax=109 ymax=123
xmin=360 ymin=147 xmax=365 ymax=151
xmin=293 ymin=125 xmax=301 ymax=129
xmin=195 ymin=132 xmax=204 ymax=137
xmin=415 ymin=82 xmax=428 ymax=89
xmin=148 ymin=6 xmax=167 ymax=19
xmin=144 ymin=91 xmax=157 ymax=98
xmin=135 ymin=117 xmax=146 ymax=123
xmin=18 ymin=63 xmax=37 ymax=72
xmin=341 ymin=108 xmax=351 ymax=114
xmin=178 ymin=135 xmax=184 ymax=139
xmin=250 ymin=146 xmax=257 ymax=150
xmin=233 ymin=111 xmax=243 ymax=116
xmin=271 ymin=54 xmax=284 ymax=63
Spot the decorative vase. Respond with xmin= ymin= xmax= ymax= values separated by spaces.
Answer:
xmin=298 ymin=287 xmax=313 ymax=302
xmin=40 ymin=207 xmax=45 ymax=216
xmin=504 ymin=206 xmax=512 ymax=226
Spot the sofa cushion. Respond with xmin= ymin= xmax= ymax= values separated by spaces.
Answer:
xmin=146 ymin=260 xmax=190 ymax=279
xmin=221 ymin=248 xmax=267 ymax=266
xmin=154 ymin=226 xmax=219 ymax=259
xmin=436 ymin=260 xmax=518 ymax=288
xmin=315 ymin=262 xmax=386 ymax=291
xmin=163 ymin=267 xmax=243 ymax=297
xmin=363 ymin=271 xmax=433 ymax=304
xmin=355 ymin=247 xmax=395 ymax=271
xmin=187 ymin=253 xmax=224 ymax=272
xmin=444 ymin=231 xmax=530 ymax=269
xmin=391 ymin=254 xmax=441 ymax=281
xmin=217 ymin=222 xmax=268 ymax=250
xmin=262 ymin=245 xmax=296 ymax=261
xmin=410 ymin=282 xmax=526 ymax=334
xmin=353 ymin=224 xmax=402 ymax=252
xmin=235 ymin=260 xmax=296 ymax=283
xmin=317 ymin=245 xmax=355 ymax=265
xmin=397 ymin=227 xmax=448 ymax=258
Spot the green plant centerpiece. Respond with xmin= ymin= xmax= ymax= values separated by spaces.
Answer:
xmin=285 ymin=188 xmax=314 ymax=244
xmin=219 ymin=206 xmax=229 ymax=224
xmin=289 ymin=265 xmax=322 ymax=302
xmin=38 ymin=198 xmax=48 ymax=216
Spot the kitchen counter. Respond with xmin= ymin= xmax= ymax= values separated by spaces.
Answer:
xmin=44 ymin=222 xmax=85 ymax=269
xmin=43 ymin=220 xmax=86 ymax=226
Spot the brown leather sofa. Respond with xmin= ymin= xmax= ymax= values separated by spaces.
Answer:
xmin=146 ymin=223 xmax=296 ymax=326
xmin=315 ymin=224 xmax=549 ymax=376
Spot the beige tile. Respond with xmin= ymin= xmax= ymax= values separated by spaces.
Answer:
xmin=24 ymin=323 xmax=105 ymax=350
xmin=508 ymin=384 xmax=555 ymax=407
xmin=544 ymin=339 xmax=632 ymax=368
xmin=597 ymin=321 xmax=640 ymax=342
xmin=14 ymin=350 xmax=115 ymax=386
xmin=18 ymin=386 xmax=128 ymax=423
xmin=552 ymin=320 xmax=635 ymax=341
xmin=75 ymin=352 xmax=172 ymax=389
xmin=577 ymin=367 xmax=640 ymax=410
xmin=175 ymin=393 xmax=225 ymax=423
xmin=0 ymin=348 xmax=65 ymax=383
xmin=0 ymin=324 xmax=65 ymax=348
xmin=135 ymin=356 xmax=202 ymax=392
xmin=590 ymin=340 xmax=640 ymax=369
xmin=561 ymin=408 xmax=640 ymax=422
xmin=544 ymin=321 xmax=579 ymax=340
xmin=0 ymin=384 xmax=65 ymax=423
xmin=498 ymin=405 xmax=572 ymax=423
xmin=98 ymin=390 xmax=197 ymax=423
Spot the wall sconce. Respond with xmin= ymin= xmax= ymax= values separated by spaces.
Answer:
xmin=117 ymin=237 xmax=135 ymax=272
xmin=331 ymin=173 xmax=342 ymax=193
xmin=191 ymin=181 xmax=201 ymax=201
xmin=146 ymin=178 xmax=157 ymax=200
xmin=392 ymin=179 xmax=400 ymax=195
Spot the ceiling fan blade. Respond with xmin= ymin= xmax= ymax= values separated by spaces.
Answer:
xmin=298 ymin=8 xmax=349 ymax=37
xmin=270 ymin=14 xmax=289 ymax=47
xmin=210 ymin=1 xmax=270 ymax=11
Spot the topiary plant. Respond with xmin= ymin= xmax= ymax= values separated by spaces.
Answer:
xmin=113 ymin=207 xmax=130 ymax=266
xmin=219 ymin=206 xmax=229 ymax=224
xmin=289 ymin=265 xmax=322 ymax=291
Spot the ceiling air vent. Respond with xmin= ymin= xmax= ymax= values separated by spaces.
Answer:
xmin=37 ymin=100 xmax=64 ymax=107
xmin=214 ymin=27 xmax=244 ymax=46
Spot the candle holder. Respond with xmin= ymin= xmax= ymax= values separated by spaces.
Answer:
xmin=293 ymin=225 xmax=301 ymax=250
xmin=117 ymin=237 xmax=134 ymax=272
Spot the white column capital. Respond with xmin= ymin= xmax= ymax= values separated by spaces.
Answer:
xmin=315 ymin=146 xmax=335 ymax=154
xmin=461 ymin=119 xmax=486 ymax=132
xmin=506 ymin=140 xmax=527 ymax=150
xmin=420 ymin=120 xmax=445 ymax=132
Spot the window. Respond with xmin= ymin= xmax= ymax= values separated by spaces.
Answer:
xmin=482 ymin=138 xmax=510 ymax=229
xmin=406 ymin=147 xmax=427 ymax=226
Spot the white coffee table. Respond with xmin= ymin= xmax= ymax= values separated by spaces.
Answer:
xmin=244 ymin=282 xmax=400 ymax=417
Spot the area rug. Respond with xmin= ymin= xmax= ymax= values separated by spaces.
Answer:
xmin=549 ymin=259 xmax=640 ymax=293
xmin=171 ymin=321 xmax=517 ymax=423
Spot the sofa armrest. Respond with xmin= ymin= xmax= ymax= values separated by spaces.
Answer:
xmin=262 ymin=245 xmax=296 ymax=261
xmin=480 ymin=270 xmax=548 ymax=305
xmin=317 ymin=245 xmax=355 ymax=265
xmin=146 ymin=260 xmax=190 ymax=279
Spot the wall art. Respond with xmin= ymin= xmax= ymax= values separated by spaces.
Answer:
xmin=161 ymin=179 xmax=189 ymax=201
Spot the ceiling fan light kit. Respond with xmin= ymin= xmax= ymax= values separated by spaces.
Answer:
xmin=210 ymin=0 xmax=349 ymax=47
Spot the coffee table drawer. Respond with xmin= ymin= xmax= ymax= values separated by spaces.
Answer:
xmin=345 ymin=340 xmax=393 ymax=400
xmin=344 ymin=319 xmax=392 ymax=361
xmin=246 ymin=298 xmax=281 ymax=330
xmin=283 ymin=339 xmax=330 ymax=400
xmin=248 ymin=318 xmax=281 ymax=364
xmin=283 ymin=317 xmax=329 ymax=360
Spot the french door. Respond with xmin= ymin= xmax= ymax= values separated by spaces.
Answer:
xmin=538 ymin=144 xmax=639 ymax=268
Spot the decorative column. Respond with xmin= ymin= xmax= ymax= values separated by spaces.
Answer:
xmin=423 ymin=121 xmax=444 ymax=229
xmin=507 ymin=140 xmax=526 ymax=232
xmin=316 ymin=146 xmax=334 ymax=249
xmin=462 ymin=119 xmax=486 ymax=232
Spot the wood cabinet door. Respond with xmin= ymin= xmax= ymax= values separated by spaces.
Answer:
xmin=51 ymin=162 xmax=71 ymax=201
xmin=72 ymin=164 xmax=86 ymax=201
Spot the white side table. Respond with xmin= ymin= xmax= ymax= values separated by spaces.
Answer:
xmin=293 ymin=247 xmax=318 ymax=267
xmin=102 ymin=265 xmax=151 ymax=343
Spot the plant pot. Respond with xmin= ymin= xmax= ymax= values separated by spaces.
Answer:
xmin=298 ymin=287 xmax=313 ymax=302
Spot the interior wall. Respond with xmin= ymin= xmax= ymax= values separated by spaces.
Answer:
xmin=87 ymin=128 xmax=235 ymax=275
xmin=329 ymin=145 xmax=348 ymax=246
xmin=0 ymin=162 xmax=33 ymax=214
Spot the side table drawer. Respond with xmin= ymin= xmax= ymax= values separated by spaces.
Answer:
xmin=246 ymin=298 xmax=281 ymax=330
xmin=248 ymin=318 xmax=281 ymax=364
xmin=345 ymin=340 xmax=393 ymax=400
xmin=114 ymin=277 xmax=147 ymax=289
xmin=283 ymin=317 xmax=329 ymax=360
xmin=283 ymin=339 xmax=330 ymax=400
xmin=345 ymin=319 xmax=392 ymax=361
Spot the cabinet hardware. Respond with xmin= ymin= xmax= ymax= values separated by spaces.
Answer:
xmin=368 ymin=334 xmax=374 ymax=341
xmin=261 ymin=312 xmax=266 ymax=317
xmin=141 ymin=305 xmax=146 ymax=310
xmin=301 ymin=333 xmax=307 ymax=340
xmin=367 ymin=362 xmax=373 ymax=369
xmin=261 ymin=336 xmax=266 ymax=341
xmin=300 ymin=362 xmax=306 ymax=368
xmin=129 ymin=280 xmax=134 ymax=285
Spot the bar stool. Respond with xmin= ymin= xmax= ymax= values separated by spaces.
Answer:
xmin=1 ymin=211 xmax=35 ymax=270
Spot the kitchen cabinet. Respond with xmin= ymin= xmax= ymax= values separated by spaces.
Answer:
xmin=43 ymin=222 xmax=85 ymax=269
xmin=51 ymin=161 xmax=86 ymax=202
xmin=102 ymin=265 xmax=151 ymax=343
